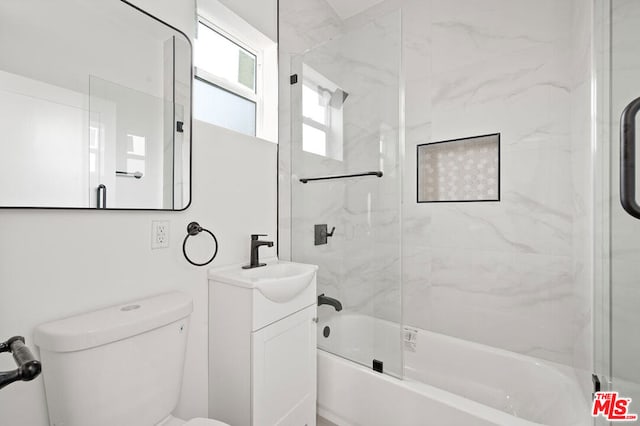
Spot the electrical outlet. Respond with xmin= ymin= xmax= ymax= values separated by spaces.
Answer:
xmin=151 ymin=221 xmax=170 ymax=249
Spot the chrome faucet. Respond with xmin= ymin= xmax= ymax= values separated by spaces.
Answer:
xmin=318 ymin=294 xmax=343 ymax=311
xmin=242 ymin=234 xmax=274 ymax=269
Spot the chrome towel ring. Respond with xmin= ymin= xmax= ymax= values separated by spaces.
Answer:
xmin=182 ymin=221 xmax=218 ymax=266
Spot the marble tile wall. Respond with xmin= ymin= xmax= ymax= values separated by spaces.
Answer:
xmin=279 ymin=0 xmax=593 ymax=371
xmin=405 ymin=0 xmax=586 ymax=367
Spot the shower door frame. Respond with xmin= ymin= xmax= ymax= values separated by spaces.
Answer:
xmin=593 ymin=0 xmax=612 ymax=400
xmin=593 ymin=1 xmax=640 ymax=420
xmin=287 ymin=11 xmax=405 ymax=380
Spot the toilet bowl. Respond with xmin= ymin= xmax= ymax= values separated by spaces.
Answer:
xmin=34 ymin=292 xmax=230 ymax=426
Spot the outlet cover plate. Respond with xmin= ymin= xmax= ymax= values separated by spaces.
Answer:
xmin=151 ymin=220 xmax=170 ymax=249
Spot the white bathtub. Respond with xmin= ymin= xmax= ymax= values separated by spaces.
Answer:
xmin=317 ymin=314 xmax=590 ymax=426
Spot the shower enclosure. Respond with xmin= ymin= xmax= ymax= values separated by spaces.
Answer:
xmin=595 ymin=0 xmax=640 ymax=415
xmin=287 ymin=9 xmax=591 ymax=424
xmin=282 ymin=0 xmax=640 ymax=423
xmin=289 ymin=11 xmax=403 ymax=378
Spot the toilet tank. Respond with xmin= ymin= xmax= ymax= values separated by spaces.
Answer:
xmin=34 ymin=292 xmax=193 ymax=426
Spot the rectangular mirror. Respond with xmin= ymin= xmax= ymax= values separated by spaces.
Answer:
xmin=0 ymin=0 xmax=192 ymax=210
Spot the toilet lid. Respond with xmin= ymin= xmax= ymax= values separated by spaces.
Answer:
xmin=184 ymin=418 xmax=230 ymax=426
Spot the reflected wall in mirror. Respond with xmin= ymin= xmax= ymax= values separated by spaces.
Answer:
xmin=0 ymin=0 xmax=192 ymax=209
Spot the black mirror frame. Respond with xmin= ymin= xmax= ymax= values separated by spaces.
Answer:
xmin=0 ymin=0 xmax=193 ymax=212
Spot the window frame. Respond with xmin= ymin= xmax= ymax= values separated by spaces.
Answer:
xmin=194 ymin=16 xmax=263 ymax=136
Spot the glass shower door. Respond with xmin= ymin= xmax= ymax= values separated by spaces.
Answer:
xmin=600 ymin=0 xmax=640 ymax=414
xmin=289 ymin=12 xmax=403 ymax=377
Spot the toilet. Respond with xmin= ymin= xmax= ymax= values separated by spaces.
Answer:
xmin=34 ymin=292 xmax=229 ymax=426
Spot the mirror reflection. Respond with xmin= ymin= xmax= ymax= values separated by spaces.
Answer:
xmin=0 ymin=0 xmax=191 ymax=209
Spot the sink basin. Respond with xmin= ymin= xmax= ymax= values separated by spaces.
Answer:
xmin=208 ymin=259 xmax=318 ymax=303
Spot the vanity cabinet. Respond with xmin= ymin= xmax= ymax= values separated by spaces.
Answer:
xmin=208 ymin=261 xmax=318 ymax=426
xmin=252 ymin=305 xmax=317 ymax=425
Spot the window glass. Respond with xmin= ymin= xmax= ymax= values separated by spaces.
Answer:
xmin=194 ymin=78 xmax=256 ymax=136
xmin=195 ymin=22 xmax=256 ymax=92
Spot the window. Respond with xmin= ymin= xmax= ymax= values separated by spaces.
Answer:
xmin=193 ymin=2 xmax=278 ymax=143
xmin=194 ymin=20 xmax=258 ymax=137
xmin=194 ymin=80 xmax=256 ymax=136
xmin=301 ymin=65 xmax=344 ymax=160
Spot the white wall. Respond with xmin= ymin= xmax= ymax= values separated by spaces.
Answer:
xmin=0 ymin=1 xmax=278 ymax=424
xmin=216 ymin=0 xmax=278 ymax=42
xmin=0 ymin=119 xmax=277 ymax=426
xmin=131 ymin=0 xmax=198 ymax=40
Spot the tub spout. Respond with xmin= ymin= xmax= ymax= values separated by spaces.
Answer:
xmin=318 ymin=294 xmax=342 ymax=311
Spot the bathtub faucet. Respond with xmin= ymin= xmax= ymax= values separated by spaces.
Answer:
xmin=318 ymin=294 xmax=342 ymax=311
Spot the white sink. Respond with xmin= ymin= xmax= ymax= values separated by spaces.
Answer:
xmin=208 ymin=259 xmax=318 ymax=303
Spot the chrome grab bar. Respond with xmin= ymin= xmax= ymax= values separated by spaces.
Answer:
xmin=621 ymin=96 xmax=640 ymax=219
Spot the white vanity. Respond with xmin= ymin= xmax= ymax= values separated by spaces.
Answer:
xmin=208 ymin=259 xmax=318 ymax=426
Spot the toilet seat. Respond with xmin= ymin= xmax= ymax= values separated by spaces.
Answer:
xmin=184 ymin=418 xmax=229 ymax=426
xmin=159 ymin=415 xmax=230 ymax=426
